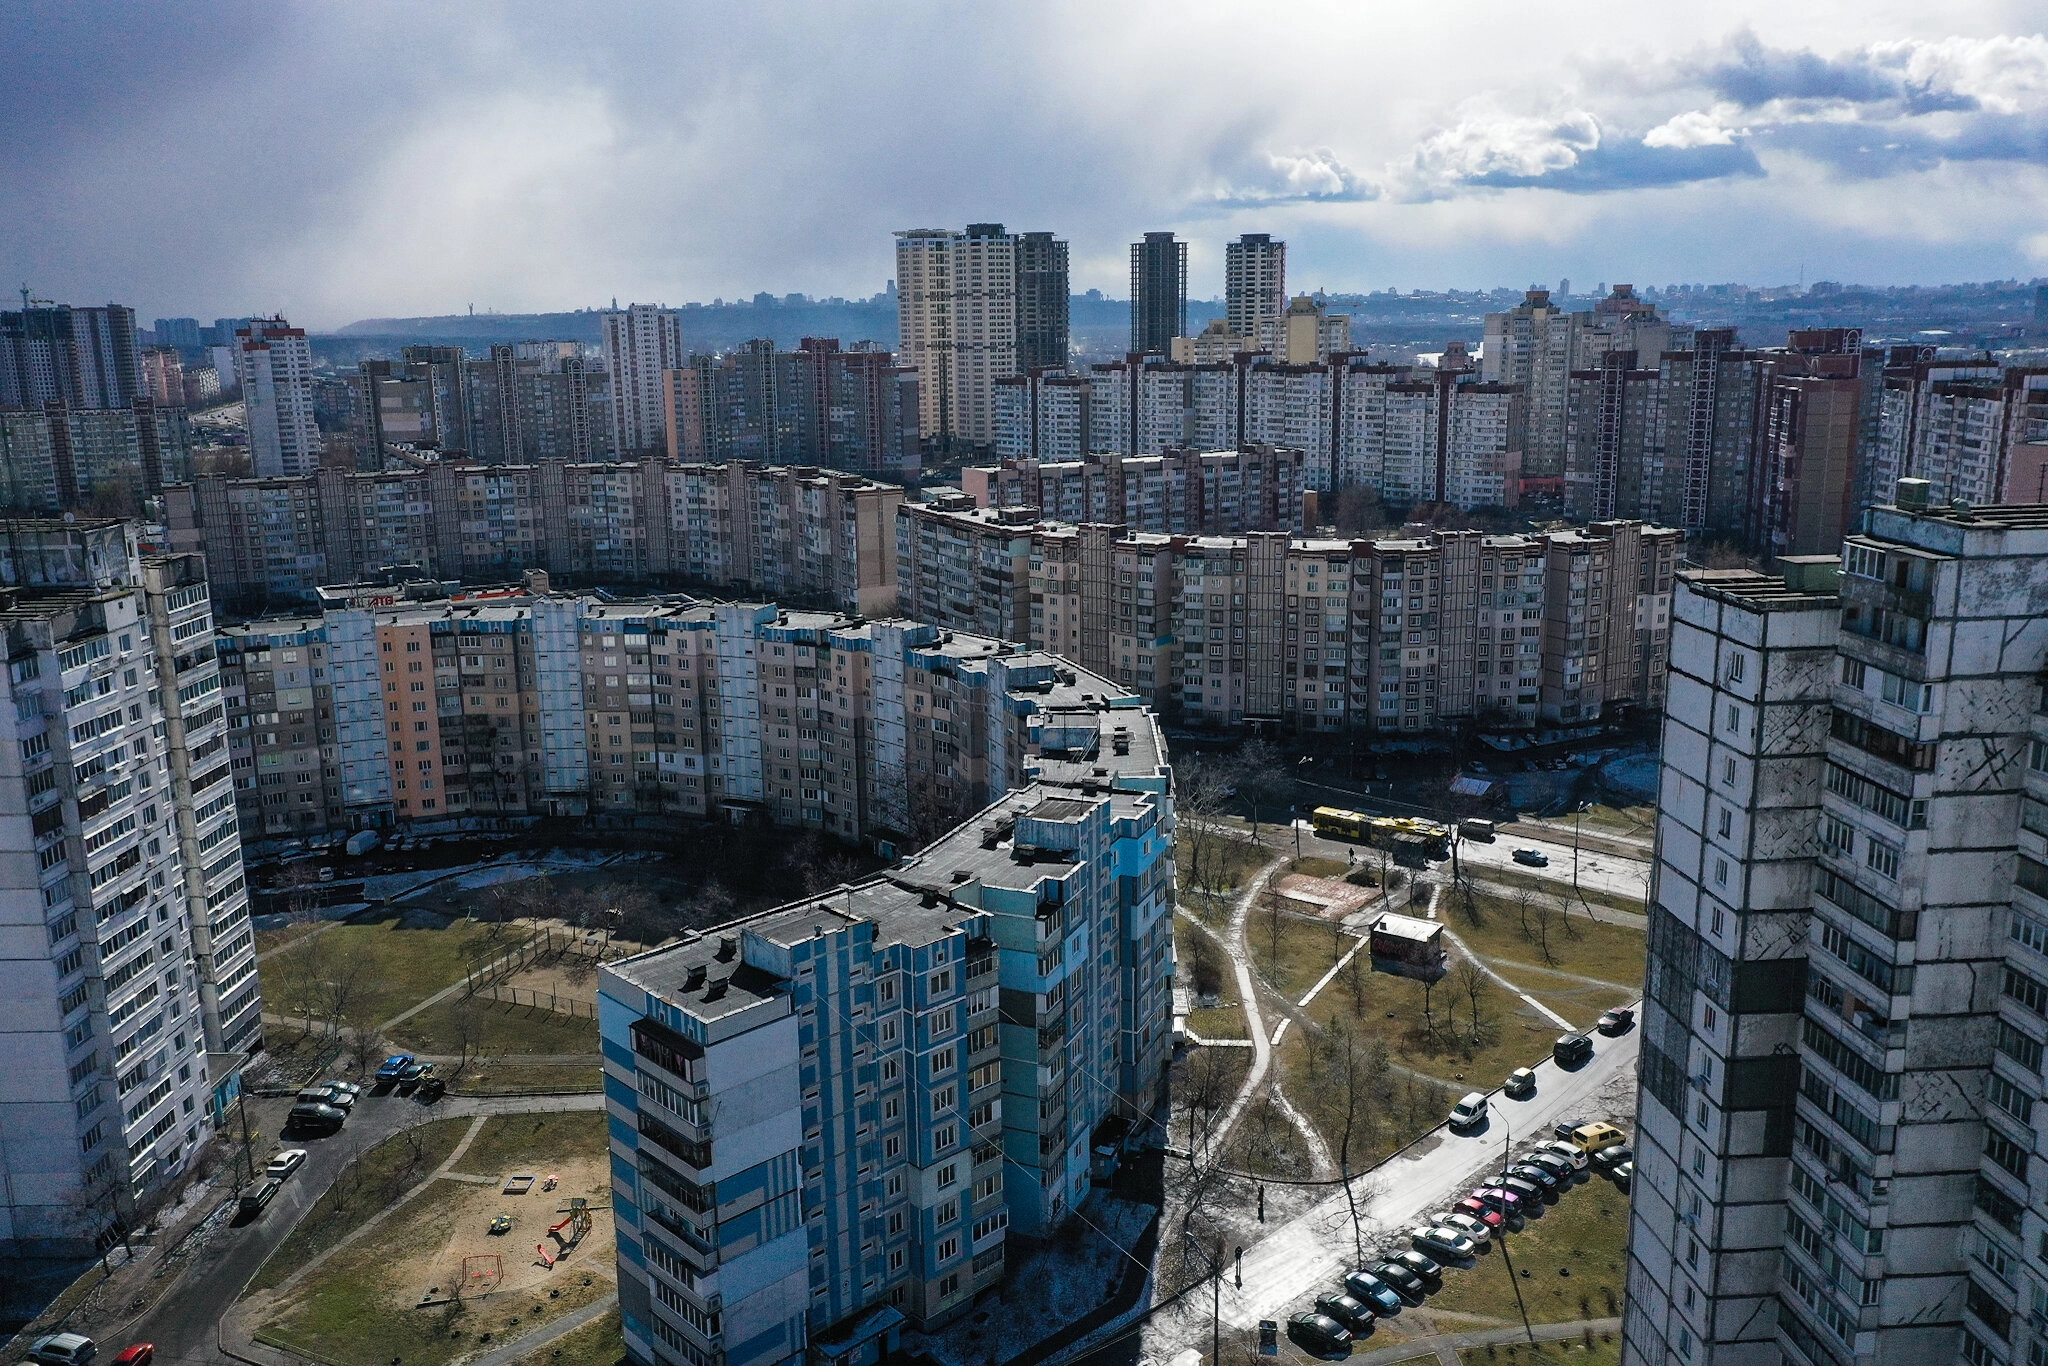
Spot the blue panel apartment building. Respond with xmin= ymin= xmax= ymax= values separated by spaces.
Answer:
xmin=599 ymin=666 xmax=1173 ymax=1366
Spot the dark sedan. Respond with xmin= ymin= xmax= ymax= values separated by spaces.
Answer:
xmin=1288 ymin=1312 xmax=1354 ymax=1356
xmin=1314 ymin=1291 xmax=1376 ymax=1333
xmin=1369 ymin=1261 xmax=1428 ymax=1304
xmin=1342 ymin=1269 xmax=1404 ymax=1315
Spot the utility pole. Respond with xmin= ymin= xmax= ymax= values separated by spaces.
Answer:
xmin=1213 ymin=1236 xmax=1225 ymax=1365
xmin=1495 ymin=1112 xmax=1536 ymax=1344
xmin=1572 ymin=800 xmax=1586 ymax=909
xmin=236 ymin=1087 xmax=256 ymax=1189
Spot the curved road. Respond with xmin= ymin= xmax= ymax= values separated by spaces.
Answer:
xmin=91 ymin=1089 xmax=603 ymax=1365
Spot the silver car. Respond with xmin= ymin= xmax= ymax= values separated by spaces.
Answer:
xmin=1409 ymin=1225 xmax=1479 ymax=1261
xmin=1430 ymin=1209 xmax=1493 ymax=1246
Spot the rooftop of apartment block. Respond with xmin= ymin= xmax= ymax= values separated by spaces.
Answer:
xmin=1676 ymin=563 xmax=1842 ymax=610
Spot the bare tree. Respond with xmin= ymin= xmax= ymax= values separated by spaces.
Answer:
xmin=1325 ymin=1020 xmax=1369 ymax=1265
xmin=1513 ymin=883 xmax=1537 ymax=940
xmin=1263 ymin=875 xmax=1285 ymax=970
xmin=447 ymin=991 xmax=482 ymax=1077
xmin=1556 ymin=888 xmax=1583 ymax=941
xmin=1233 ymin=739 xmax=1289 ymax=843
xmin=1532 ymin=899 xmax=1558 ymax=966
xmin=1453 ymin=957 xmax=1491 ymax=1049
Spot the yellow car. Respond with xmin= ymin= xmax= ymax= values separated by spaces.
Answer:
xmin=1570 ymin=1121 xmax=1627 ymax=1154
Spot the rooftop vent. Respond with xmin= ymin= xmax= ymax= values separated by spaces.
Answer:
xmin=684 ymin=964 xmax=707 ymax=990
xmin=716 ymin=934 xmax=737 ymax=962
xmin=951 ymin=868 xmax=973 ymax=883
xmin=920 ymin=891 xmax=941 ymax=908
xmin=1894 ymin=477 xmax=1932 ymax=511
xmin=703 ymin=976 xmax=728 ymax=1002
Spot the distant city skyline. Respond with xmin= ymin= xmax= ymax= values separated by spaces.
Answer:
xmin=6 ymin=6 xmax=2047 ymax=327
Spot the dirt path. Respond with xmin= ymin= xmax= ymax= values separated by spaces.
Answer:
xmin=1203 ymin=865 xmax=1281 ymax=1160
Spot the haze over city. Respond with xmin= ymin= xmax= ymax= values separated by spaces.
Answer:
xmin=9 ymin=3 xmax=2048 ymax=323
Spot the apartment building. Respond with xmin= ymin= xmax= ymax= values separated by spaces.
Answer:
xmin=1130 ymin=233 xmax=1188 ymax=357
xmin=603 ymin=305 xmax=686 ymax=456
xmin=164 ymin=459 xmax=902 ymax=616
xmin=216 ymin=581 xmax=1111 ymax=853
xmin=910 ymin=511 xmax=1677 ymax=734
xmin=1625 ymin=492 xmax=2048 ymax=1366
xmin=235 ymin=317 xmax=321 ymax=478
xmin=959 ymin=446 xmax=1312 ymax=537
xmin=1014 ymin=231 xmax=1070 ymax=371
xmin=0 ymin=401 xmax=192 ymax=511
xmin=895 ymin=225 xmax=1019 ymax=448
xmin=1870 ymin=357 xmax=2048 ymax=510
xmin=1225 ymin=234 xmax=1286 ymax=343
xmin=665 ymin=338 xmax=919 ymax=478
xmin=0 ymin=520 xmax=258 ymax=1255
xmin=0 ymin=303 xmax=141 ymax=412
xmin=599 ymin=665 xmax=1173 ymax=1366
xmin=465 ymin=343 xmax=611 ymax=465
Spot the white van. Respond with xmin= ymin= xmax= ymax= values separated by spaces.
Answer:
xmin=1448 ymin=1092 xmax=1489 ymax=1130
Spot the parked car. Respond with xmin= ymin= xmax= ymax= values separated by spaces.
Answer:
xmin=1287 ymin=1312 xmax=1354 ymax=1355
xmin=1502 ymin=1067 xmax=1537 ymax=1099
xmin=1497 ymin=1176 xmax=1548 ymax=1211
xmin=1612 ymin=1160 xmax=1635 ymax=1190
xmin=237 ymin=1179 xmax=283 ymax=1218
xmin=111 ymin=1347 xmax=153 ymax=1366
xmin=1448 ymin=1091 xmax=1488 ymax=1130
xmin=28 ymin=1334 xmax=96 ymax=1365
xmin=264 ymin=1149 xmax=308 ymax=1179
xmin=320 ymin=1080 xmax=361 ymax=1105
xmin=376 ymin=1054 xmax=416 ymax=1084
xmin=1369 ymin=1262 xmax=1428 ymax=1304
xmin=396 ymin=1060 xmax=435 ymax=1091
xmin=1512 ymin=848 xmax=1549 ymax=867
xmin=1431 ymin=1210 xmax=1493 ymax=1245
xmin=1341 ymin=1270 xmax=1404 ymax=1315
xmin=1506 ymin=1163 xmax=1559 ymax=1193
xmin=1591 ymin=1143 xmax=1635 ymax=1173
xmin=284 ymin=1102 xmax=345 ymax=1136
xmin=416 ymin=1076 xmax=447 ymax=1103
xmin=1471 ymin=1186 xmax=1526 ymax=1218
xmin=1391 ymin=1250 xmax=1443 ymax=1284
xmin=1521 ymin=1151 xmax=1577 ymax=1183
xmin=1408 ymin=1225 xmax=1479 ymax=1261
xmin=1571 ymin=1121 xmax=1628 ymax=1155
xmin=1535 ymin=1139 xmax=1590 ymax=1171
xmin=1552 ymin=1034 xmax=1594 ymax=1068
xmin=1597 ymin=1006 xmax=1636 ymax=1035
xmin=1453 ymin=1197 xmax=1505 ymax=1230
xmin=1314 ymin=1291 xmax=1376 ymax=1333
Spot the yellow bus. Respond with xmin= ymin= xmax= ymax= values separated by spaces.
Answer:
xmin=1310 ymin=806 xmax=1450 ymax=860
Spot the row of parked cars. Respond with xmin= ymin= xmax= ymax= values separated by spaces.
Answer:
xmin=1285 ymin=1120 xmax=1634 ymax=1356
xmin=283 ymin=1055 xmax=442 ymax=1136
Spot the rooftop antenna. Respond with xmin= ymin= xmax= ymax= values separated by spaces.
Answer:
xmin=18 ymin=284 xmax=28 ymax=310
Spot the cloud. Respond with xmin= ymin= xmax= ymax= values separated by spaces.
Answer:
xmin=1687 ymin=30 xmax=2048 ymax=117
xmin=1206 ymin=146 xmax=1377 ymax=205
xmin=1642 ymin=109 xmax=1739 ymax=149
xmin=1391 ymin=108 xmax=1760 ymax=198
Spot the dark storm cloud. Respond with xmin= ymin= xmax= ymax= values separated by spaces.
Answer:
xmin=1464 ymin=136 xmax=1765 ymax=194
xmin=1684 ymin=29 xmax=1981 ymax=113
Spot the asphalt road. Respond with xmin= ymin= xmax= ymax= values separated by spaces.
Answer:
xmin=1213 ymin=1017 xmax=1641 ymax=1332
xmin=1277 ymin=819 xmax=1653 ymax=908
xmin=106 ymin=1087 xmax=601 ymax=1365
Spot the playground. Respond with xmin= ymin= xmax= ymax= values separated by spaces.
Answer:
xmin=249 ymin=1112 xmax=615 ymax=1366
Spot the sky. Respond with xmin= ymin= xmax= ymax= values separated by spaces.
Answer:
xmin=7 ymin=2 xmax=2048 ymax=329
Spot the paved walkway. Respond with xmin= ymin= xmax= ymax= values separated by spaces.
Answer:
xmin=463 ymin=1292 xmax=618 ymax=1366
xmin=1354 ymin=1315 xmax=1624 ymax=1364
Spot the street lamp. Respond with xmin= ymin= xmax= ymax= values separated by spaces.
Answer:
xmin=1571 ymin=800 xmax=1590 ymax=912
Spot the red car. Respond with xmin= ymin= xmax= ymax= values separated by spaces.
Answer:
xmin=114 ymin=1348 xmax=156 ymax=1366
xmin=1453 ymin=1197 xmax=1504 ymax=1229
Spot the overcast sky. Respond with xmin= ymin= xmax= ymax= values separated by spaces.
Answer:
xmin=7 ymin=2 xmax=2048 ymax=328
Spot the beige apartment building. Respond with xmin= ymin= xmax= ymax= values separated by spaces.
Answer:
xmin=897 ymin=500 xmax=1679 ymax=734
xmin=217 ymin=580 xmax=1114 ymax=851
xmin=166 ymin=459 xmax=902 ymax=616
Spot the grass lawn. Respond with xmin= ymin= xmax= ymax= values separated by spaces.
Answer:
xmin=1495 ymin=965 xmax=1638 ymax=1033
xmin=1290 ymin=855 xmax=1351 ymax=879
xmin=1186 ymin=1005 xmax=1248 ymax=1040
xmin=1268 ymin=947 xmax=1569 ymax=1167
xmin=1178 ymin=835 xmax=1276 ymax=922
xmin=1227 ymin=1093 xmax=1315 ymax=1179
xmin=248 ymin=1118 xmax=472 ymax=1293
xmin=1424 ymin=1174 xmax=1630 ymax=1327
xmin=387 ymin=995 xmax=600 ymax=1057
xmin=451 ymin=1111 xmax=607 ymax=1178
xmin=449 ymin=1063 xmax=602 ymax=1095
xmin=1463 ymin=868 xmax=1645 ymax=918
xmin=504 ymin=1306 xmax=624 ymax=1366
xmin=256 ymin=920 xmax=331 ymax=956
xmin=256 ymin=1181 xmax=613 ymax=1366
xmin=1246 ymin=911 xmax=1350 ymax=1002
xmin=1442 ymin=893 xmax=1646 ymax=995
xmin=1460 ymin=1333 xmax=1622 ymax=1365
xmin=263 ymin=915 xmax=533 ymax=1028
